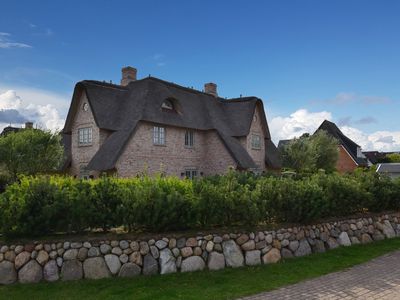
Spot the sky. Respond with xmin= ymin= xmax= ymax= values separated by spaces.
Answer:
xmin=0 ymin=0 xmax=399 ymax=151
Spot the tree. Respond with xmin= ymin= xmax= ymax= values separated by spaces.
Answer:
xmin=386 ymin=153 xmax=400 ymax=163
xmin=0 ymin=129 xmax=64 ymax=180
xmin=281 ymin=130 xmax=339 ymax=173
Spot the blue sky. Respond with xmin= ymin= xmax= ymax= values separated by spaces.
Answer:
xmin=0 ymin=0 xmax=399 ymax=150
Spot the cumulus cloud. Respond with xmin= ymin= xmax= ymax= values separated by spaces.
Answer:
xmin=0 ymin=90 xmax=65 ymax=132
xmin=269 ymin=109 xmax=332 ymax=142
xmin=269 ymin=109 xmax=400 ymax=152
xmin=0 ymin=32 xmax=31 ymax=49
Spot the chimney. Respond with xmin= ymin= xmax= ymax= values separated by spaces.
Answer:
xmin=25 ymin=122 xmax=33 ymax=129
xmin=204 ymin=82 xmax=218 ymax=97
xmin=121 ymin=66 xmax=137 ymax=86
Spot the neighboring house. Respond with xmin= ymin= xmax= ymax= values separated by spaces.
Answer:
xmin=363 ymin=151 xmax=400 ymax=164
xmin=376 ymin=163 xmax=400 ymax=179
xmin=315 ymin=120 xmax=369 ymax=173
xmin=62 ymin=66 xmax=281 ymax=179
xmin=0 ymin=122 xmax=34 ymax=136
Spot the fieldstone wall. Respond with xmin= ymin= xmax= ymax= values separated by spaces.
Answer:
xmin=1 ymin=213 xmax=400 ymax=285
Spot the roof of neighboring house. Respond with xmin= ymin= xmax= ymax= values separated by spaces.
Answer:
xmin=277 ymin=139 xmax=291 ymax=149
xmin=63 ymin=77 xmax=281 ymax=171
xmin=0 ymin=126 xmax=21 ymax=136
xmin=376 ymin=163 xmax=400 ymax=173
xmin=315 ymin=120 xmax=368 ymax=167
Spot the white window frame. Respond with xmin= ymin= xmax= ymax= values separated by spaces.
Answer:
xmin=153 ymin=126 xmax=166 ymax=145
xmin=78 ymin=127 xmax=92 ymax=146
xmin=251 ymin=134 xmax=261 ymax=150
xmin=185 ymin=130 xmax=194 ymax=147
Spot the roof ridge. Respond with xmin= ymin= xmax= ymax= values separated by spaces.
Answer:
xmin=82 ymin=80 xmax=128 ymax=90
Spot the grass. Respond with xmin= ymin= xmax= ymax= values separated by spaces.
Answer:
xmin=1 ymin=238 xmax=400 ymax=300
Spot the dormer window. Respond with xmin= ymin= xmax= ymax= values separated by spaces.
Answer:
xmin=161 ymin=99 xmax=174 ymax=110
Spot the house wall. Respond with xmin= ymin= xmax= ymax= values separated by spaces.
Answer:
xmin=243 ymin=105 xmax=266 ymax=170
xmin=336 ymin=145 xmax=358 ymax=173
xmin=69 ymin=92 xmax=105 ymax=178
xmin=115 ymin=121 xmax=236 ymax=177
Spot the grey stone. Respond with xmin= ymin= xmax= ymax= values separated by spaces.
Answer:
xmin=338 ymin=232 xmax=351 ymax=246
xmin=77 ymin=247 xmax=88 ymax=261
xmin=56 ymin=257 xmax=63 ymax=267
xmin=155 ymin=240 xmax=168 ymax=250
xmin=373 ymin=231 xmax=385 ymax=241
xmin=83 ymin=257 xmax=110 ymax=279
xmin=206 ymin=241 xmax=214 ymax=252
xmin=222 ymin=240 xmax=244 ymax=268
xmin=213 ymin=236 xmax=223 ymax=244
xmin=119 ymin=263 xmax=141 ymax=277
xmin=139 ymin=242 xmax=150 ymax=255
xmin=129 ymin=251 xmax=142 ymax=266
xmin=241 ymin=240 xmax=255 ymax=251
xmin=15 ymin=245 xmax=24 ymax=255
xmin=0 ymin=246 xmax=8 ymax=253
xmin=130 ymin=241 xmax=139 ymax=251
xmin=61 ymin=260 xmax=83 ymax=281
xmin=281 ymin=239 xmax=289 ymax=247
xmin=361 ymin=233 xmax=373 ymax=244
xmin=105 ymin=254 xmax=121 ymax=275
xmin=294 ymin=239 xmax=312 ymax=257
xmin=100 ymin=244 xmax=112 ymax=254
xmin=177 ymin=237 xmax=186 ymax=248
xmin=88 ymin=247 xmax=100 ymax=257
xmin=382 ymin=220 xmax=396 ymax=238
xmin=181 ymin=256 xmax=205 ymax=273
xmin=172 ymin=247 xmax=180 ymax=257
xmin=245 ymin=250 xmax=261 ymax=266
xmin=150 ymin=246 xmax=159 ymax=259
xmin=71 ymin=242 xmax=82 ymax=249
xmin=83 ymin=242 xmax=92 ymax=249
xmin=313 ymin=240 xmax=326 ymax=253
xmin=159 ymin=248 xmax=177 ymax=274
xmin=326 ymin=237 xmax=339 ymax=249
xmin=15 ymin=251 xmax=31 ymax=270
xmin=207 ymin=251 xmax=225 ymax=271
xmin=236 ymin=234 xmax=249 ymax=245
xmin=19 ymin=260 xmax=43 ymax=284
xmin=63 ymin=249 xmax=78 ymax=260
xmin=63 ymin=242 xmax=70 ymax=250
xmin=43 ymin=260 xmax=59 ymax=282
xmin=281 ymin=248 xmax=293 ymax=258
xmin=119 ymin=240 xmax=129 ymax=250
xmin=351 ymin=237 xmax=360 ymax=245
xmin=119 ymin=253 xmax=129 ymax=264
xmin=143 ymin=254 xmax=158 ymax=275
xmin=111 ymin=247 xmax=122 ymax=256
xmin=289 ymin=240 xmax=299 ymax=252
xmin=0 ymin=261 xmax=17 ymax=285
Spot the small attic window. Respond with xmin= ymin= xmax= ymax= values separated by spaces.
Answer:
xmin=161 ymin=99 xmax=174 ymax=110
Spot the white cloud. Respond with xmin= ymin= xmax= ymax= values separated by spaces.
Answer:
xmin=0 ymin=32 xmax=31 ymax=49
xmin=269 ymin=109 xmax=400 ymax=152
xmin=0 ymin=89 xmax=66 ymax=132
xmin=269 ymin=109 xmax=332 ymax=142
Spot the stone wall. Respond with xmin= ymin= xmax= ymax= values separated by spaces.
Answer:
xmin=1 ymin=213 xmax=399 ymax=285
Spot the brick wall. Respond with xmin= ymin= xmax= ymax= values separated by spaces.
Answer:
xmin=69 ymin=92 xmax=104 ymax=178
xmin=336 ymin=145 xmax=358 ymax=173
xmin=115 ymin=122 xmax=237 ymax=177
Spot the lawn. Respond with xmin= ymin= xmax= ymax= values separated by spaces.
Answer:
xmin=1 ymin=238 xmax=400 ymax=300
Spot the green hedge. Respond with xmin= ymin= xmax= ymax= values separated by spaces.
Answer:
xmin=0 ymin=171 xmax=399 ymax=237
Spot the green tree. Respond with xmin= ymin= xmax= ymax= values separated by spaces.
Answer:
xmin=386 ymin=153 xmax=400 ymax=163
xmin=0 ymin=129 xmax=63 ymax=179
xmin=281 ymin=130 xmax=339 ymax=173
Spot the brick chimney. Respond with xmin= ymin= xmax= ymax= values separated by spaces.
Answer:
xmin=121 ymin=66 xmax=137 ymax=86
xmin=25 ymin=122 xmax=33 ymax=129
xmin=204 ymin=82 xmax=217 ymax=97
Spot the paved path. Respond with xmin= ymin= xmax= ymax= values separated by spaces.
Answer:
xmin=240 ymin=251 xmax=400 ymax=299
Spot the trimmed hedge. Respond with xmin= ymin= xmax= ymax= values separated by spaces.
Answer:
xmin=0 ymin=171 xmax=399 ymax=237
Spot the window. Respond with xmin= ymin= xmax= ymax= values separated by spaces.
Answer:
xmin=184 ymin=169 xmax=198 ymax=179
xmin=153 ymin=126 xmax=165 ymax=145
xmin=185 ymin=130 xmax=194 ymax=147
xmin=161 ymin=99 xmax=174 ymax=110
xmin=78 ymin=127 xmax=92 ymax=145
xmin=79 ymin=165 xmax=90 ymax=180
xmin=251 ymin=134 xmax=261 ymax=149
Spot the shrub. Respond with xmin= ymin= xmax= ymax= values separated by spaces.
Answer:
xmin=0 ymin=171 xmax=399 ymax=237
